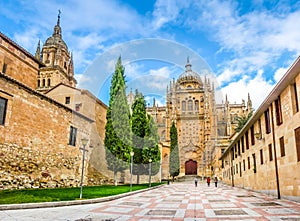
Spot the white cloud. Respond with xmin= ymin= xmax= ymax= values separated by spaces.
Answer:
xmin=220 ymin=70 xmax=274 ymax=109
xmin=151 ymin=0 xmax=191 ymax=29
xmin=274 ymin=67 xmax=288 ymax=83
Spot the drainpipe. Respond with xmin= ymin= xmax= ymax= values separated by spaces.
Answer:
xmin=270 ymin=104 xmax=281 ymax=199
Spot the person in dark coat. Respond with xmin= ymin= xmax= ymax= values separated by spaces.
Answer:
xmin=214 ymin=176 xmax=218 ymax=187
xmin=194 ymin=177 xmax=198 ymax=187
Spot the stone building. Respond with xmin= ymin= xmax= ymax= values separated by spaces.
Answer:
xmin=220 ymin=56 xmax=300 ymax=201
xmin=35 ymin=12 xmax=76 ymax=93
xmin=146 ymin=60 xmax=252 ymax=179
xmin=0 ymin=14 xmax=109 ymax=190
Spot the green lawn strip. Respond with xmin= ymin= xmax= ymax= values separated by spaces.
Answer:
xmin=0 ymin=183 xmax=163 ymax=204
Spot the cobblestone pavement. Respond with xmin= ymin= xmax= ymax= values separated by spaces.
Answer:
xmin=1 ymin=182 xmax=300 ymax=221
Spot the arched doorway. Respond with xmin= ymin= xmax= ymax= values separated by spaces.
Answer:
xmin=185 ymin=159 xmax=197 ymax=175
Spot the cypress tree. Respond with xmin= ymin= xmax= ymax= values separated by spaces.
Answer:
xmin=131 ymin=90 xmax=148 ymax=183
xmin=143 ymin=114 xmax=161 ymax=176
xmin=169 ymin=121 xmax=180 ymax=180
xmin=104 ymin=56 xmax=132 ymax=185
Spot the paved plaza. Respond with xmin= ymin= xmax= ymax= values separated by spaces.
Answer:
xmin=1 ymin=181 xmax=300 ymax=221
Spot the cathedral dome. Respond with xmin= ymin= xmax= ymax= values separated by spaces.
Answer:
xmin=44 ymin=35 xmax=68 ymax=50
xmin=177 ymin=59 xmax=203 ymax=85
xmin=44 ymin=12 xmax=68 ymax=51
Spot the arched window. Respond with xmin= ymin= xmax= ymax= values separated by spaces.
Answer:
xmin=182 ymin=101 xmax=186 ymax=111
xmin=37 ymin=79 xmax=40 ymax=88
xmin=42 ymin=79 xmax=45 ymax=87
xmin=47 ymin=78 xmax=51 ymax=87
xmin=188 ymin=100 xmax=193 ymax=111
xmin=195 ymin=100 xmax=199 ymax=112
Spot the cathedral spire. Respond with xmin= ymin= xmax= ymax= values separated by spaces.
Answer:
xmin=53 ymin=10 xmax=62 ymax=38
xmin=185 ymin=56 xmax=192 ymax=71
xmin=35 ymin=40 xmax=41 ymax=61
xmin=68 ymin=52 xmax=74 ymax=76
xmin=247 ymin=93 xmax=252 ymax=110
xmin=57 ymin=10 xmax=61 ymax=26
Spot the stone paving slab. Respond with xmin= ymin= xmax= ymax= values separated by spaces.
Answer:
xmin=1 ymin=182 xmax=300 ymax=220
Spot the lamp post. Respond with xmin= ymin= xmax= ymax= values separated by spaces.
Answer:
xmin=79 ymin=138 xmax=89 ymax=199
xmin=148 ymin=158 xmax=152 ymax=187
xmin=130 ymin=151 xmax=134 ymax=192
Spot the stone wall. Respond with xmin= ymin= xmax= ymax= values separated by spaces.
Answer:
xmin=0 ymin=74 xmax=94 ymax=189
xmin=0 ymin=143 xmax=80 ymax=189
xmin=0 ymin=34 xmax=40 ymax=90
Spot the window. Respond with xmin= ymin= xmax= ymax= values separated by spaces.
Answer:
xmin=247 ymin=156 xmax=250 ymax=169
xmin=251 ymin=125 xmax=255 ymax=146
xmin=279 ymin=136 xmax=285 ymax=157
xmin=188 ymin=100 xmax=193 ymax=111
xmin=292 ymin=83 xmax=299 ymax=114
xmin=238 ymin=141 xmax=241 ymax=155
xmin=295 ymin=127 xmax=300 ymax=161
xmin=275 ymin=96 xmax=283 ymax=125
xmin=182 ymin=101 xmax=186 ymax=111
xmin=195 ymin=100 xmax=199 ymax=112
xmin=0 ymin=97 xmax=8 ymax=125
xmin=75 ymin=103 xmax=81 ymax=111
xmin=65 ymin=96 xmax=70 ymax=104
xmin=42 ymin=79 xmax=45 ymax=87
xmin=47 ymin=78 xmax=51 ymax=87
xmin=243 ymin=159 xmax=245 ymax=171
xmin=241 ymin=136 xmax=245 ymax=153
xmin=258 ymin=119 xmax=262 ymax=135
xmin=37 ymin=79 xmax=40 ymax=88
xmin=245 ymin=131 xmax=249 ymax=150
xmin=260 ymin=149 xmax=264 ymax=164
xmin=234 ymin=144 xmax=237 ymax=158
xmin=239 ymin=162 xmax=242 ymax=177
xmin=269 ymin=144 xmax=273 ymax=161
xmin=69 ymin=126 xmax=77 ymax=146
xmin=253 ymin=154 xmax=256 ymax=173
xmin=265 ymin=109 xmax=271 ymax=134
xmin=2 ymin=63 xmax=7 ymax=74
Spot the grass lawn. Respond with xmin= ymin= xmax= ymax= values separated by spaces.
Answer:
xmin=0 ymin=183 xmax=163 ymax=204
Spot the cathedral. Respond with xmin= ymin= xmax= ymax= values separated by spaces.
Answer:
xmin=146 ymin=59 xmax=253 ymax=179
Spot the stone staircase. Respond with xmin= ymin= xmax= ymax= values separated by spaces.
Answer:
xmin=175 ymin=175 xmax=201 ymax=182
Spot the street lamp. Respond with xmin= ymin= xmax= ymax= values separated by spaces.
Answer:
xmin=130 ymin=151 xmax=134 ymax=192
xmin=148 ymin=158 xmax=152 ymax=187
xmin=79 ymin=138 xmax=89 ymax=199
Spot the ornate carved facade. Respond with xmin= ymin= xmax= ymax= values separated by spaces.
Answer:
xmin=147 ymin=60 xmax=252 ymax=179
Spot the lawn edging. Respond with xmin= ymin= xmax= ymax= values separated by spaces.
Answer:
xmin=0 ymin=185 xmax=164 ymax=210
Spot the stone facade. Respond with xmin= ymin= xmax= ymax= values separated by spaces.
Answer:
xmin=0 ymin=32 xmax=42 ymax=90
xmin=36 ymin=13 xmax=76 ymax=94
xmin=0 ymin=73 xmax=93 ymax=189
xmin=0 ymin=15 xmax=110 ymax=190
xmin=220 ymin=56 xmax=300 ymax=200
xmin=146 ymin=60 xmax=251 ymax=179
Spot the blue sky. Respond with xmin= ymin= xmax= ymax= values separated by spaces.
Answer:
xmin=1 ymin=0 xmax=300 ymax=108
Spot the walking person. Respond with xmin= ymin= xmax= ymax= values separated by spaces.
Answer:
xmin=194 ymin=177 xmax=198 ymax=187
xmin=207 ymin=177 xmax=211 ymax=187
xmin=214 ymin=176 xmax=218 ymax=187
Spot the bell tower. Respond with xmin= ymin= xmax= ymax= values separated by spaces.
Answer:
xmin=36 ymin=11 xmax=77 ymax=93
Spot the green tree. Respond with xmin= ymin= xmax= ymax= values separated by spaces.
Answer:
xmin=234 ymin=111 xmax=253 ymax=132
xmin=131 ymin=90 xmax=148 ymax=183
xmin=104 ymin=56 xmax=132 ymax=186
xmin=169 ymin=121 xmax=180 ymax=180
xmin=143 ymin=114 xmax=161 ymax=176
